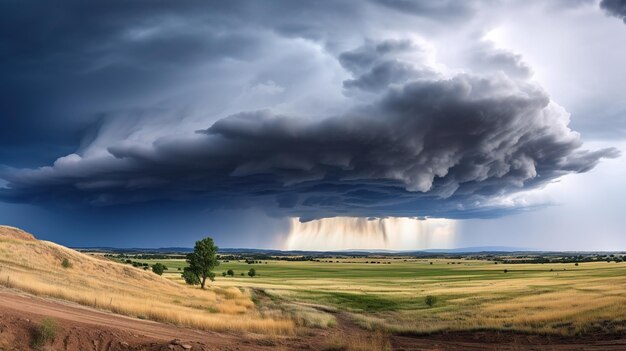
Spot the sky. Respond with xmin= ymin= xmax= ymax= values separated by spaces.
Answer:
xmin=1 ymin=0 xmax=625 ymax=250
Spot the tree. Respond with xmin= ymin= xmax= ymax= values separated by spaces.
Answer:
xmin=183 ymin=237 xmax=219 ymax=289
xmin=227 ymin=269 xmax=234 ymax=277
xmin=182 ymin=269 xmax=200 ymax=285
xmin=248 ymin=268 xmax=256 ymax=277
xmin=152 ymin=263 xmax=166 ymax=275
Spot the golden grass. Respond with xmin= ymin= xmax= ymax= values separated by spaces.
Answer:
xmin=212 ymin=259 xmax=626 ymax=336
xmin=323 ymin=330 xmax=391 ymax=351
xmin=0 ymin=235 xmax=293 ymax=335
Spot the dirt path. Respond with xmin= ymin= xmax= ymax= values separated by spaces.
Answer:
xmin=1 ymin=288 xmax=625 ymax=351
xmin=0 ymin=289 xmax=296 ymax=351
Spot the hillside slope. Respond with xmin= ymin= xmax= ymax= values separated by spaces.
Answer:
xmin=0 ymin=226 xmax=292 ymax=334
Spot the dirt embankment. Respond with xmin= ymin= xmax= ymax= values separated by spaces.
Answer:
xmin=2 ymin=289 xmax=626 ymax=351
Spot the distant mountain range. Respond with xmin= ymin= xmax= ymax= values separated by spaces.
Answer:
xmin=74 ymin=245 xmax=546 ymax=255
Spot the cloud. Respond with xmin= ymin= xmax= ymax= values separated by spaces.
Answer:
xmin=339 ymin=39 xmax=439 ymax=92
xmin=600 ymin=0 xmax=626 ymax=24
xmin=374 ymin=0 xmax=477 ymax=22
xmin=466 ymin=42 xmax=533 ymax=80
xmin=0 ymin=38 xmax=617 ymax=221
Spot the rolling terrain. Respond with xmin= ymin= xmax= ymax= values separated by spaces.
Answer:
xmin=1 ymin=226 xmax=626 ymax=350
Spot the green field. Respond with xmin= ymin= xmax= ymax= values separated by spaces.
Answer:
xmin=131 ymin=257 xmax=626 ymax=335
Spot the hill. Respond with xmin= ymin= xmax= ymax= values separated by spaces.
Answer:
xmin=0 ymin=226 xmax=292 ymax=335
xmin=0 ymin=225 xmax=36 ymax=241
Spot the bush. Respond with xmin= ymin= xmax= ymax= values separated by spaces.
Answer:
xmin=575 ymin=263 xmax=579 ymax=266
xmin=151 ymin=263 xmax=166 ymax=275
xmin=61 ymin=258 xmax=72 ymax=269
xmin=424 ymin=295 xmax=437 ymax=308
xmin=33 ymin=318 xmax=58 ymax=347
xmin=503 ymin=269 xmax=508 ymax=273
xmin=248 ymin=268 xmax=256 ymax=277
xmin=227 ymin=269 xmax=234 ymax=277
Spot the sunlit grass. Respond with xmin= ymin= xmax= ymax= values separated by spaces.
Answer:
xmin=0 ymin=236 xmax=293 ymax=335
xmin=152 ymin=257 xmax=626 ymax=336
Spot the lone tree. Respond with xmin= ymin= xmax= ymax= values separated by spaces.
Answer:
xmin=248 ymin=268 xmax=256 ymax=277
xmin=151 ymin=263 xmax=167 ymax=276
xmin=182 ymin=237 xmax=219 ymax=289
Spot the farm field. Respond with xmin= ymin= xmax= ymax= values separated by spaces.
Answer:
xmin=132 ymin=256 xmax=626 ymax=336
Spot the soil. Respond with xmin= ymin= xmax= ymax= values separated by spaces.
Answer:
xmin=1 ymin=289 xmax=625 ymax=351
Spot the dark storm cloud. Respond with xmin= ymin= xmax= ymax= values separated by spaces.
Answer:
xmin=0 ymin=2 xmax=620 ymax=224
xmin=0 ymin=0 xmax=265 ymax=167
xmin=600 ymin=0 xmax=626 ymax=23
xmin=1 ymin=62 xmax=617 ymax=220
xmin=0 ymin=0 xmax=377 ymax=168
xmin=0 ymin=0 xmax=487 ymax=169
xmin=374 ymin=0 xmax=478 ymax=21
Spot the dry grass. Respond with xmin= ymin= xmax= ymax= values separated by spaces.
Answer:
xmin=323 ymin=330 xmax=391 ymax=351
xmin=0 ymin=232 xmax=293 ymax=335
xmin=212 ymin=258 xmax=626 ymax=336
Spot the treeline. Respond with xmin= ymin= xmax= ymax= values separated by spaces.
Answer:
xmin=496 ymin=254 xmax=624 ymax=264
xmin=104 ymin=253 xmax=186 ymax=260
xmin=218 ymin=254 xmax=316 ymax=262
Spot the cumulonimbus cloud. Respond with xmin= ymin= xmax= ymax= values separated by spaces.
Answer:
xmin=0 ymin=38 xmax=619 ymax=221
xmin=601 ymin=0 xmax=626 ymax=24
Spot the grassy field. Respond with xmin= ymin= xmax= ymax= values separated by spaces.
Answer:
xmin=0 ymin=226 xmax=293 ymax=335
xmin=3 ymin=223 xmax=624 ymax=338
xmin=134 ymin=257 xmax=626 ymax=336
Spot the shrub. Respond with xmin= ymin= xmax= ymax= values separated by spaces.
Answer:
xmin=504 ymin=269 xmax=508 ymax=273
xmin=61 ymin=258 xmax=72 ymax=269
xmin=151 ymin=263 xmax=166 ymax=275
xmin=227 ymin=269 xmax=234 ymax=277
xmin=424 ymin=295 xmax=437 ymax=308
xmin=240 ymin=272 xmax=244 ymax=276
xmin=575 ymin=263 xmax=579 ymax=266
xmin=248 ymin=268 xmax=256 ymax=277
xmin=33 ymin=318 xmax=58 ymax=347
xmin=222 ymin=272 xmax=227 ymax=277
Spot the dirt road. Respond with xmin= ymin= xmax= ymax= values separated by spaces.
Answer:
xmin=0 ymin=289 xmax=297 ymax=350
xmin=1 ymin=288 xmax=625 ymax=351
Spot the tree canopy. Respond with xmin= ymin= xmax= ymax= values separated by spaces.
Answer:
xmin=182 ymin=237 xmax=219 ymax=289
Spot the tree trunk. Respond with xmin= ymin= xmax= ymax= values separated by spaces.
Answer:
xmin=201 ymin=276 xmax=206 ymax=289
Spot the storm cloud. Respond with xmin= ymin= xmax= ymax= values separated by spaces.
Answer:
xmin=601 ymin=0 xmax=626 ymax=23
xmin=0 ymin=1 xmax=622 ymax=229
xmin=0 ymin=37 xmax=617 ymax=220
